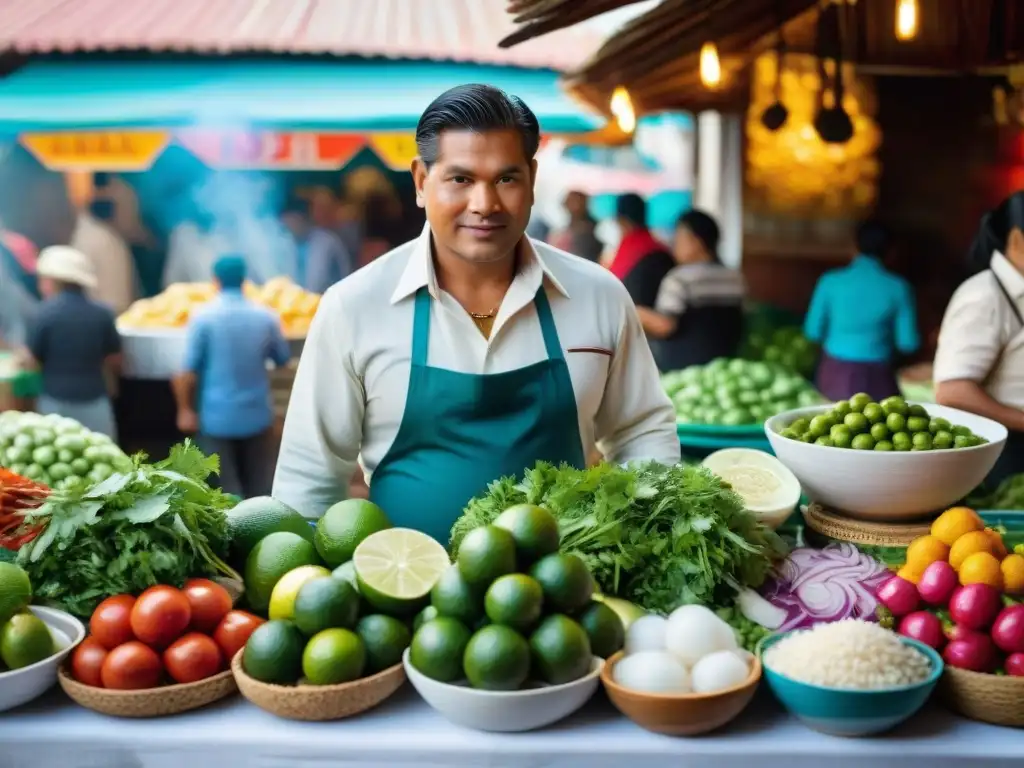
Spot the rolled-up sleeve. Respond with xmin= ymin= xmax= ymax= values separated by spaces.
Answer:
xmin=594 ymin=282 xmax=681 ymax=466
xmin=933 ymin=283 xmax=1000 ymax=384
xmin=182 ymin=317 xmax=207 ymax=374
xmin=272 ymin=287 xmax=363 ymax=518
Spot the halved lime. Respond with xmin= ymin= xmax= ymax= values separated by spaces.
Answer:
xmin=353 ymin=528 xmax=450 ymax=615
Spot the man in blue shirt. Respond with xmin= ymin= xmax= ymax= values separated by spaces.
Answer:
xmin=804 ymin=220 xmax=920 ymax=401
xmin=173 ymin=255 xmax=292 ymax=498
xmin=280 ymin=197 xmax=355 ymax=294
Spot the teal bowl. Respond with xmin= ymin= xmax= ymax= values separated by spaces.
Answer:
xmin=759 ymin=632 xmax=943 ymax=737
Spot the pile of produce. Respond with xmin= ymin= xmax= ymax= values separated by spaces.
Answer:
xmin=662 ymin=358 xmax=822 ymax=426
xmin=611 ymin=606 xmax=754 ymax=695
xmin=0 ymin=562 xmax=58 ymax=672
xmin=0 ymin=469 xmax=49 ymax=551
xmin=0 ymin=411 xmax=131 ymax=489
xmin=777 ymin=394 xmax=988 ymax=451
xmin=876 ymin=507 xmax=1024 ymax=676
xmin=451 ymin=461 xmax=788 ymax=645
xmin=411 ymin=505 xmax=617 ymax=691
xmin=69 ymin=580 xmax=263 ymax=689
xmin=741 ymin=325 xmax=818 ymax=379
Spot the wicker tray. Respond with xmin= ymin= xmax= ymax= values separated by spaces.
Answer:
xmin=58 ymin=663 xmax=237 ymax=718
xmin=231 ymin=649 xmax=406 ymax=721
xmin=803 ymin=503 xmax=932 ymax=548
xmin=938 ymin=666 xmax=1024 ymax=728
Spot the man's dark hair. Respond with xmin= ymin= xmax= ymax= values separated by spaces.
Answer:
xmin=415 ymin=84 xmax=540 ymax=167
xmin=856 ymin=219 xmax=888 ymax=258
xmin=281 ymin=196 xmax=309 ymax=217
xmin=615 ymin=193 xmax=647 ymax=228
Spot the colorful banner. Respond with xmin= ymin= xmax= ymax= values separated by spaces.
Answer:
xmin=19 ymin=131 xmax=169 ymax=171
xmin=368 ymin=133 xmax=419 ymax=171
xmin=175 ymin=130 xmax=365 ymax=170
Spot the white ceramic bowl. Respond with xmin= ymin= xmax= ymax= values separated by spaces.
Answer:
xmin=0 ymin=605 xmax=85 ymax=712
xmin=765 ymin=402 xmax=1007 ymax=521
xmin=403 ymin=648 xmax=602 ymax=732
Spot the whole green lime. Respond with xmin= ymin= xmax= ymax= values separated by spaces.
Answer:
xmin=225 ymin=496 xmax=313 ymax=564
xmin=244 ymin=532 xmax=322 ymax=613
xmin=0 ymin=612 xmax=53 ymax=670
xmin=529 ymin=553 xmax=594 ymax=613
xmin=0 ymin=562 xmax=32 ymax=625
xmin=529 ymin=614 xmax=592 ymax=685
xmin=431 ymin=565 xmax=483 ymax=625
xmin=302 ymin=628 xmax=366 ymax=685
xmin=293 ymin=576 xmax=360 ymax=636
xmin=492 ymin=504 xmax=560 ymax=564
xmin=356 ymin=614 xmax=411 ymax=673
xmin=484 ymin=574 xmax=543 ymax=632
xmin=242 ymin=620 xmax=305 ymax=684
xmin=409 ymin=617 xmax=472 ymax=683
xmin=314 ymin=499 xmax=391 ymax=568
xmin=456 ymin=526 xmax=517 ymax=588
xmin=412 ymin=605 xmax=439 ymax=632
xmin=463 ymin=625 xmax=530 ymax=691
xmin=576 ymin=602 xmax=625 ymax=659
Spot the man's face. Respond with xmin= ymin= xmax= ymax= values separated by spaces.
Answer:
xmin=282 ymin=211 xmax=310 ymax=240
xmin=413 ymin=129 xmax=535 ymax=264
xmin=1008 ymin=226 xmax=1024 ymax=272
xmin=564 ymin=191 xmax=587 ymax=218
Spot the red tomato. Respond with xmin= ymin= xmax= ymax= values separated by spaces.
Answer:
xmin=71 ymin=637 xmax=108 ymax=687
xmin=130 ymin=586 xmax=192 ymax=649
xmin=100 ymin=641 xmax=163 ymax=690
xmin=182 ymin=578 xmax=233 ymax=634
xmin=163 ymin=632 xmax=223 ymax=684
xmin=89 ymin=594 xmax=136 ymax=650
xmin=213 ymin=610 xmax=265 ymax=662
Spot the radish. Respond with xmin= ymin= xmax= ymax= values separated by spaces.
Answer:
xmin=1006 ymin=653 xmax=1024 ymax=677
xmin=897 ymin=611 xmax=945 ymax=649
xmin=943 ymin=631 xmax=997 ymax=673
xmin=947 ymin=584 xmax=1002 ymax=631
xmin=876 ymin=575 xmax=919 ymax=618
xmin=917 ymin=561 xmax=957 ymax=606
xmin=991 ymin=605 xmax=1024 ymax=655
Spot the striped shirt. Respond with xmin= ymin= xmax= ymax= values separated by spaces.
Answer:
xmin=655 ymin=262 xmax=745 ymax=316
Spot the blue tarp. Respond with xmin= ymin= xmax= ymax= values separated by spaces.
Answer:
xmin=0 ymin=58 xmax=602 ymax=134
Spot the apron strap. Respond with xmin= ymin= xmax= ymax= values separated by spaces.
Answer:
xmin=411 ymin=288 xmax=432 ymax=366
xmin=992 ymin=270 xmax=1024 ymax=328
xmin=533 ymin=287 xmax=564 ymax=361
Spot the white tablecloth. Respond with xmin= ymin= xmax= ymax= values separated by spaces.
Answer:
xmin=0 ymin=688 xmax=1019 ymax=768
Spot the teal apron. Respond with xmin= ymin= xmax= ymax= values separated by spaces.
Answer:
xmin=369 ymin=286 xmax=586 ymax=544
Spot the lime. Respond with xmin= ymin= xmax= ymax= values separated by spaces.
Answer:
xmin=912 ymin=432 xmax=933 ymax=450
xmin=880 ymin=396 xmax=909 ymax=416
xmin=463 ymin=625 xmax=530 ymax=691
xmin=886 ymin=412 xmax=906 ymax=433
xmin=356 ymin=614 xmax=411 ymax=673
xmin=529 ymin=614 xmax=592 ymax=685
xmin=789 ymin=418 xmax=811 ymax=435
xmin=244 ymin=531 xmax=323 ymax=613
xmin=843 ymin=412 xmax=868 ymax=434
xmin=226 ymin=496 xmax=314 ymax=563
xmin=292 ymin=576 xmax=359 ymax=636
xmin=70 ymin=457 xmax=91 ymax=476
xmin=929 ymin=417 xmax=951 ymax=434
xmin=243 ymin=620 xmax=306 ymax=683
xmin=456 ymin=526 xmax=517 ymax=588
xmin=892 ymin=431 xmax=913 ymax=451
xmin=268 ymin=565 xmax=333 ymax=621
xmin=907 ymin=416 xmax=930 ymax=433
xmin=529 ymin=553 xmax=594 ymax=613
xmin=0 ymin=562 xmax=32 ymax=624
xmin=807 ymin=415 xmax=832 ymax=438
xmin=302 ymin=628 xmax=366 ymax=685
xmin=492 ymin=504 xmax=560 ymax=564
xmin=353 ymin=528 xmax=450 ymax=615
xmin=869 ymin=423 xmax=890 ymax=442
xmin=484 ymin=574 xmax=544 ymax=632
xmin=410 ymin=617 xmax=472 ymax=682
xmin=0 ymin=612 xmax=53 ymax=670
xmin=413 ymin=605 xmax=439 ymax=632
xmin=31 ymin=446 xmax=56 ymax=467
xmin=954 ymin=434 xmax=972 ymax=448
xmin=848 ymin=393 xmax=872 ymax=413
xmin=332 ymin=561 xmax=358 ymax=590
xmin=874 ymin=440 xmax=894 ymax=451
xmin=314 ymin=499 xmax=392 ymax=568
xmin=851 ymin=434 xmax=875 ymax=450
xmin=431 ymin=565 xmax=484 ymax=626
xmin=862 ymin=403 xmax=884 ymax=424
xmin=951 ymin=425 xmax=973 ymax=438
xmin=576 ymin=602 xmax=625 ymax=659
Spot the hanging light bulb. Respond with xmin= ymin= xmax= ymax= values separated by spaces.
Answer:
xmin=610 ymin=86 xmax=636 ymax=134
xmin=895 ymin=0 xmax=918 ymax=42
xmin=700 ymin=42 xmax=722 ymax=88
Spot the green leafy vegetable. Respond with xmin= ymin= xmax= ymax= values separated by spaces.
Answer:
xmin=15 ymin=440 xmax=236 ymax=617
xmin=451 ymin=461 xmax=788 ymax=616
xmin=716 ymin=604 xmax=772 ymax=652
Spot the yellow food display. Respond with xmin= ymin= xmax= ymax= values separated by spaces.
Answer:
xmin=117 ymin=277 xmax=319 ymax=338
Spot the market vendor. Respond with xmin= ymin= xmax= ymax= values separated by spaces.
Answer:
xmin=273 ymin=84 xmax=680 ymax=538
xmin=934 ymin=190 xmax=1024 ymax=485
xmin=804 ymin=220 xmax=920 ymax=401
xmin=635 ymin=210 xmax=745 ymax=371
xmin=607 ymin=193 xmax=675 ymax=310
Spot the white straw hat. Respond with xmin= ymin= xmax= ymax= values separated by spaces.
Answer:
xmin=36 ymin=246 xmax=98 ymax=289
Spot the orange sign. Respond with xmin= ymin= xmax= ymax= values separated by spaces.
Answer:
xmin=20 ymin=131 xmax=169 ymax=171
xmin=176 ymin=130 xmax=365 ymax=170
xmin=368 ymin=134 xmax=419 ymax=170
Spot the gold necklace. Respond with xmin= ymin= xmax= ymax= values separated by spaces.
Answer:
xmin=468 ymin=304 xmax=500 ymax=319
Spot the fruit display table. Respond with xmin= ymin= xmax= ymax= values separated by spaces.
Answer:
xmin=1 ymin=688 xmax=1019 ymax=768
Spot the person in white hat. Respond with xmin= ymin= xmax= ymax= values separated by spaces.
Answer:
xmin=24 ymin=245 xmax=122 ymax=439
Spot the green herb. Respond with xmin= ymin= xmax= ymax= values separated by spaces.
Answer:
xmin=451 ymin=461 xmax=788 ymax=616
xmin=16 ymin=440 xmax=237 ymax=617
xmin=716 ymin=605 xmax=772 ymax=652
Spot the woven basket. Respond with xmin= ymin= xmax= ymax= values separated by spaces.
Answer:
xmin=803 ymin=503 xmax=931 ymax=548
xmin=57 ymin=663 xmax=237 ymax=718
xmin=231 ymin=649 xmax=406 ymax=721
xmin=938 ymin=667 xmax=1024 ymax=728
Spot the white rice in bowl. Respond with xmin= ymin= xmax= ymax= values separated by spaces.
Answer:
xmin=763 ymin=619 xmax=933 ymax=690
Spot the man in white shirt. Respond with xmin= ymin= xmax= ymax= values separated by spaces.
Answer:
xmin=273 ymin=84 xmax=680 ymax=539
xmin=70 ymin=199 xmax=137 ymax=315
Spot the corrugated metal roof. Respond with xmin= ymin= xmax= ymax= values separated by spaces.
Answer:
xmin=0 ymin=0 xmax=602 ymax=71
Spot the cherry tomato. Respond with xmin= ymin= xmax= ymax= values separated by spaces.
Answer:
xmin=213 ymin=610 xmax=265 ymax=662
xmin=182 ymin=578 xmax=233 ymax=634
xmin=163 ymin=632 xmax=223 ymax=684
xmin=89 ymin=594 xmax=136 ymax=650
xmin=100 ymin=641 xmax=163 ymax=690
xmin=71 ymin=637 xmax=108 ymax=687
xmin=130 ymin=585 xmax=192 ymax=649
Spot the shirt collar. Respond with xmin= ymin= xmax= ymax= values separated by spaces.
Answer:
xmin=852 ymin=253 xmax=882 ymax=269
xmin=390 ymin=223 xmax=570 ymax=305
xmin=991 ymin=251 xmax=1024 ymax=299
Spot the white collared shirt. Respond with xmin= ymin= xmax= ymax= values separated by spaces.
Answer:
xmin=71 ymin=212 xmax=136 ymax=315
xmin=934 ymin=251 xmax=1024 ymax=408
xmin=273 ymin=225 xmax=681 ymax=517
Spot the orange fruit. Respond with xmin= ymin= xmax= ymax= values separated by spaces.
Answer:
xmin=897 ymin=562 xmax=926 ymax=585
xmin=1001 ymin=554 xmax=1024 ymax=596
xmin=905 ymin=535 xmax=950 ymax=572
xmin=948 ymin=531 xmax=997 ymax=571
xmin=985 ymin=528 xmax=1009 ymax=559
xmin=930 ymin=507 xmax=984 ymax=547
xmin=958 ymin=551 xmax=1003 ymax=590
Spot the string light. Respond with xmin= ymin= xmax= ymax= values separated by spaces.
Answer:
xmin=700 ymin=42 xmax=722 ymax=88
xmin=610 ymin=87 xmax=636 ymax=134
xmin=895 ymin=0 xmax=918 ymax=42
